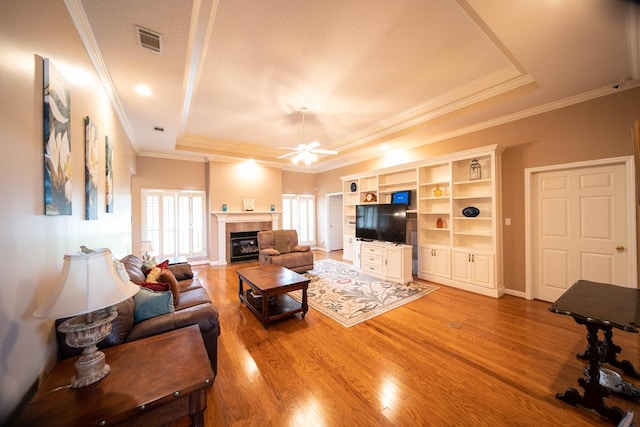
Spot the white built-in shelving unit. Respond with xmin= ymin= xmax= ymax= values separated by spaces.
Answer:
xmin=341 ymin=144 xmax=504 ymax=298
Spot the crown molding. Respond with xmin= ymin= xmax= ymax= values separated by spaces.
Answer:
xmin=64 ymin=0 xmax=138 ymax=150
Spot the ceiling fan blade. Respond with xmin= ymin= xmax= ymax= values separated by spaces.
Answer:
xmin=306 ymin=141 xmax=321 ymax=149
xmin=277 ymin=152 xmax=297 ymax=159
xmin=311 ymin=149 xmax=338 ymax=155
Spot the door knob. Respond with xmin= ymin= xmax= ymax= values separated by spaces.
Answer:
xmin=616 ymin=245 xmax=625 ymax=252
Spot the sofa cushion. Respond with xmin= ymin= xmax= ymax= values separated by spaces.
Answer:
xmin=274 ymin=230 xmax=290 ymax=253
xmin=169 ymin=263 xmax=194 ymax=281
xmin=157 ymin=268 xmax=180 ymax=305
xmin=133 ymin=287 xmax=175 ymax=323
xmin=126 ymin=302 xmax=220 ymax=343
xmin=179 ymin=278 xmax=201 ymax=292
xmin=260 ymin=248 xmax=280 ymax=256
xmin=120 ymin=254 xmax=146 ymax=283
xmin=175 ymin=287 xmax=211 ymax=310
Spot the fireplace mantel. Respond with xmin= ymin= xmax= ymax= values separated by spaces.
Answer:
xmin=211 ymin=211 xmax=281 ymax=265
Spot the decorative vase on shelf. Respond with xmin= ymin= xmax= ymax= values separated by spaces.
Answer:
xmin=433 ymin=185 xmax=443 ymax=197
xmin=470 ymin=159 xmax=481 ymax=180
xmin=436 ymin=218 xmax=443 ymax=229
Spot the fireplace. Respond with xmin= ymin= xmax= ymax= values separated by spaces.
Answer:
xmin=211 ymin=211 xmax=280 ymax=265
xmin=230 ymin=231 xmax=260 ymax=263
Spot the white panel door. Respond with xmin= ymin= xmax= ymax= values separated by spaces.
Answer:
xmin=328 ymin=194 xmax=343 ymax=251
xmin=532 ymin=162 xmax=631 ymax=302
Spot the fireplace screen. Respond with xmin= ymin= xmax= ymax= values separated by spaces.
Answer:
xmin=230 ymin=231 xmax=260 ymax=262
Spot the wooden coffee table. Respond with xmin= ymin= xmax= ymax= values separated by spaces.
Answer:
xmin=16 ymin=325 xmax=214 ymax=426
xmin=237 ymin=264 xmax=309 ymax=328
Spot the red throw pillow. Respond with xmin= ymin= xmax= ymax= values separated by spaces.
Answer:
xmin=138 ymin=282 xmax=169 ymax=292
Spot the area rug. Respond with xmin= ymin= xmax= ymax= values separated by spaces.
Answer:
xmin=290 ymin=259 xmax=438 ymax=328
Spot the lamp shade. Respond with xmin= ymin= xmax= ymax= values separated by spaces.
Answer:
xmin=140 ymin=241 xmax=153 ymax=253
xmin=34 ymin=248 xmax=139 ymax=319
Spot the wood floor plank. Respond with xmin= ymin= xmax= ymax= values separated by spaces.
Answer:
xmin=195 ymin=251 xmax=640 ymax=426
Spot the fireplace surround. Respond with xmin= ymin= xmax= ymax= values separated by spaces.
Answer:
xmin=211 ymin=211 xmax=280 ymax=265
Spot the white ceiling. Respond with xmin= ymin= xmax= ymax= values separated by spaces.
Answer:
xmin=67 ymin=0 xmax=640 ymax=172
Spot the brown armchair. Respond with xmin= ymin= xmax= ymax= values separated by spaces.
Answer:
xmin=257 ymin=229 xmax=314 ymax=273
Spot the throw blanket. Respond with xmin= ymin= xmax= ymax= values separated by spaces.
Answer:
xmin=274 ymin=230 xmax=290 ymax=253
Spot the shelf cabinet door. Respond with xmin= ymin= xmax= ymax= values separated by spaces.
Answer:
xmin=471 ymin=252 xmax=493 ymax=288
xmin=419 ymin=246 xmax=450 ymax=278
xmin=451 ymin=250 xmax=473 ymax=283
xmin=384 ymin=247 xmax=403 ymax=281
xmin=343 ymin=235 xmax=354 ymax=260
xmin=451 ymin=250 xmax=494 ymax=288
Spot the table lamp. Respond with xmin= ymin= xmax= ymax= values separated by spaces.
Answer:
xmin=34 ymin=248 xmax=139 ymax=388
xmin=140 ymin=240 xmax=153 ymax=262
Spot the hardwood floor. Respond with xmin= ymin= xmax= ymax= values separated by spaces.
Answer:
xmin=194 ymin=250 xmax=640 ymax=426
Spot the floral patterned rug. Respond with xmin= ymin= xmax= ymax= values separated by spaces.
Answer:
xmin=290 ymin=259 xmax=438 ymax=328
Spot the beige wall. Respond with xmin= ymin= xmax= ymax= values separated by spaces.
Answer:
xmin=317 ymin=87 xmax=640 ymax=292
xmin=130 ymin=161 xmax=318 ymax=264
xmin=282 ymin=170 xmax=317 ymax=194
xmin=208 ymin=161 xmax=283 ymax=262
xmin=131 ymin=156 xmax=208 ymax=256
xmin=0 ymin=1 xmax=137 ymax=422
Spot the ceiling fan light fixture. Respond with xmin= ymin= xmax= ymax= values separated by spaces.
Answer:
xmin=279 ymin=107 xmax=338 ymax=165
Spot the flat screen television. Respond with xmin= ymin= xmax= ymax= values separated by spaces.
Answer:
xmin=391 ymin=190 xmax=411 ymax=206
xmin=356 ymin=203 xmax=407 ymax=244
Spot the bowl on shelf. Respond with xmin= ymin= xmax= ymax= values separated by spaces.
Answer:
xmin=462 ymin=206 xmax=480 ymax=217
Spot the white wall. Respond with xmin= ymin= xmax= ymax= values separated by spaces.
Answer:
xmin=0 ymin=1 xmax=137 ymax=422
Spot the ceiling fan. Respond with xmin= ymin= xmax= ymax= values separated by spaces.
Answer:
xmin=277 ymin=107 xmax=338 ymax=165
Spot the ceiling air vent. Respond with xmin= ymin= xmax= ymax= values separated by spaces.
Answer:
xmin=136 ymin=26 xmax=163 ymax=54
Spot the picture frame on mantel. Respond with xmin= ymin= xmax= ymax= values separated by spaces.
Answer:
xmin=243 ymin=199 xmax=255 ymax=211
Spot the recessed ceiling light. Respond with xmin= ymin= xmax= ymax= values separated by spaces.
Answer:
xmin=135 ymin=84 xmax=152 ymax=96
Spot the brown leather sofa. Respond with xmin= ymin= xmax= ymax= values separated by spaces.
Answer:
xmin=257 ymin=229 xmax=313 ymax=273
xmin=56 ymin=255 xmax=220 ymax=374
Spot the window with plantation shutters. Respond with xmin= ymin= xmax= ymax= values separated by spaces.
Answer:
xmin=142 ymin=189 xmax=206 ymax=259
xmin=282 ymin=194 xmax=315 ymax=246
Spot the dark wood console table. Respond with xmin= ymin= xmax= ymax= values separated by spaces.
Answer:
xmin=549 ymin=280 xmax=640 ymax=424
xmin=16 ymin=325 xmax=214 ymax=426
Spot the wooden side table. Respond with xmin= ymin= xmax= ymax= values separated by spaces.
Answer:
xmin=549 ymin=280 xmax=640 ymax=425
xmin=16 ymin=325 xmax=214 ymax=427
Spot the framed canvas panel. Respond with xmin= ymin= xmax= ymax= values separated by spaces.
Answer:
xmin=105 ymin=135 xmax=114 ymax=213
xmin=43 ymin=57 xmax=72 ymax=215
xmin=85 ymin=117 xmax=98 ymax=219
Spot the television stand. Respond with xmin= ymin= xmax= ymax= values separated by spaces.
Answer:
xmin=356 ymin=240 xmax=412 ymax=284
